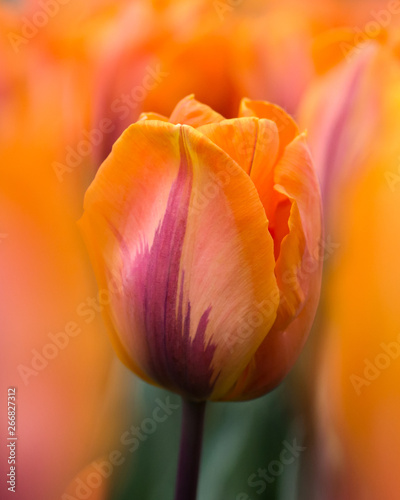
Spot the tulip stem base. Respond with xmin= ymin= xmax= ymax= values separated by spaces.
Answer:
xmin=174 ymin=398 xmax=206 ymax=500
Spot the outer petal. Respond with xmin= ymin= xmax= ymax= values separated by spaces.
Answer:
xmin=78 ymin=123 xmax=183 ymax=388
xmin=169 ymin=94 xmax=225 ymax=128
xmin=79 ymin=121 xmax=279 ymax=401
xmin=226 ymin=134 xmax=323 ymax=400
xmin=273 ymin=135 xmax=322 ymax=328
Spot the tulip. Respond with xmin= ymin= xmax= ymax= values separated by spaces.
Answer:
xmin=79 ymin=95 xmax=323 ymax=403
xmin=299 ymin=34 xmax=400 ymax=500
xmin=90 ymin=0 xmax=381 ymax=168
xmin=79 ymin=95 xmax=322 ymax=499
xmin=91 ymin=2 xmax=241 ymax=164
xmin=0 ymin=9 xmax=130 ymax=498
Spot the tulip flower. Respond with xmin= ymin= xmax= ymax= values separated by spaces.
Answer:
xmin=79 ymin=95 xmax=323 ymax=402
xmin=0 ymin=9 xmax=130 ymax=499
xmin=79 ymin=95 xmax=322 ymax=499
xmin=90 ymin=0 xmax=382 ymax=168
xmin=299 ymin=34 xmax=400 ymax=500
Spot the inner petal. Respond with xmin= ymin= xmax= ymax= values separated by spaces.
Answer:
xmin=268 ymin=194 xmax=292 ymax=261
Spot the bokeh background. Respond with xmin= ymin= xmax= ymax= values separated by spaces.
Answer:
xmin=1 ymin=0 xmax=400 ymax=499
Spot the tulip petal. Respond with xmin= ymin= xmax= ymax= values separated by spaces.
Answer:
xmin=225 ymin=134 xmax=322 ymax=400
xmin=80 ymin=121 xmax=279 ymax=400
xmin=239 ymin=98 xmax=299 ymax=159
xmin=169 ymin=94 xmax=225 ymax=128
xmin=138 ymin=111 xmax=169 ymax=122
xmin=274 ymin=135 xmax=322 ymax=297
xmin=197 ymin=117 xmax=279 ymax=176
xmin=77 ymin=214 xmax=156 ymax=387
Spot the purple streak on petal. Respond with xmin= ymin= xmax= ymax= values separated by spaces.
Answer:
xmin=131 ymin=128 xmax=218 ymax=399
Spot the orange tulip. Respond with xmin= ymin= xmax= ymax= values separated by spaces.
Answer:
xmin=91 ymin=1 xmax=240 ymax=164
xmin=89 ymin=0 xmax=386 ymax=166
xmin=79 ymin=96 xmax=323 ymax=402
xmin=299 ymin=34 xmax=400 ymax=499
xmin=0 ymin=7 xmax=129 ymax=498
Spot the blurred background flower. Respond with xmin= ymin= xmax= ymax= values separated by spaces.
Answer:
xmin=298 ymin=33 xmax=400 ymax=500
xmin=1 ymin=0 xmax=400 ymax=499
